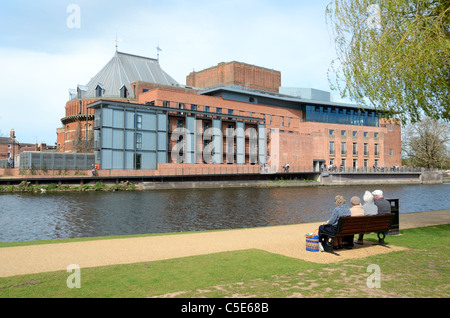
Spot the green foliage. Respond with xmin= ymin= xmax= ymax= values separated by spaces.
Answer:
xmin=326 ymin=0 xmax=450 ymax=123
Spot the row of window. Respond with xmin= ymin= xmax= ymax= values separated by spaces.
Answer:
xmin=95 ymin=85 xmax=128 ymax=98
xmin=305 ymin=105 xmax=379 ymax=127
xmin=329 ymin=158 xmax=380 ymax=168
xmin=329 ymin=129 xmax=379 ymax=139
xmin=329 ymin=141 xmax=380 ymax=156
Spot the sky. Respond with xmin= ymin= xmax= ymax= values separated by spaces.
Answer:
xmin=0 ymin=0 xmax=347 ymax=145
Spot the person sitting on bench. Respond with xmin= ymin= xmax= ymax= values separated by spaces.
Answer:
xmin=357 ymin=190 xmax=381 ymax=244
xmin=318 ymin=195 xmax=351 ymax=251
xmin=343 ymin=196 xmax=365 ymax=248
xmin=372 ymin=190 xmax=392 ymax=214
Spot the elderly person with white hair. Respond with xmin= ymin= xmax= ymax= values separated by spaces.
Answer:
xmin=362 ymin=191 xmax=378 ymax=216
xmin=372 ymin=189 xmax=392 ymax=214
xmin=356 ymin=191 xmax=379 ymax=244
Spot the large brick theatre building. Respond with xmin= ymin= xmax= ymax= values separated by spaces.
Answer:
xmin=57 ymin=50 xmax=401 ymax=172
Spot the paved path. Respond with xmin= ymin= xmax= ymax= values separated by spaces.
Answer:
xmin=0 ymin=210 xmax=448 ymax=277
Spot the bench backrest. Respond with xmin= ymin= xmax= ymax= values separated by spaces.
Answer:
xmin=336 ymin=214 xmax=393 ymax=236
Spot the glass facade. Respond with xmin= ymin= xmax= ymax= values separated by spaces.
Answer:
xmin=304 ymin=105 xmax=379 ymax=127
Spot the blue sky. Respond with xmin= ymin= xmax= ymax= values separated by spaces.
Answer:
xmin=0 ymin=0 xmax=344 ymax=145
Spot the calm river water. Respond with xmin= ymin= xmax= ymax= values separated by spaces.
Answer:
xmin=0 ymin=183 xmax=449 ymax=242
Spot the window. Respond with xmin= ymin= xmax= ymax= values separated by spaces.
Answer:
xmin=374 ymin=143 xmax=379 ymax=156
xmin=176 ymin=120 xmax=184 ymax=128
xmin=95 ymin=85 xmax=103 ymax=97
xmin=120 ymin=85 xmax=128 ymax=98
xmin=191 ymin=104 xmax=197 ymax=111
xmin=363 ymin=132 xmax=369 ymax=138
xmin=136 ymin=114 xmax=142 ymax=130
xmin=135 ymin=153 xmax=142 ymax=170
xmin=341 ymin=130 xmax=346 ymax=137
xmin=178 ymin=103 xmax=185 ymax=115
xmin=374 ymin=132 xmax=379 ymax=139
xmin=389 ymin=124 xmax=393 ymax=131
xmin=329 ymin=141 xmax=335 ymax=155
xmin=204 ymin=106 xmax=210 ymax=112
xmin=364 ymin=143 xmax=369 ymax=156
xmin=353 ymin=143 xmax=358 ymax=155
xmin=341 ymin=142 xmax=347 ymax=156
xmin=352 ymin=131 xmax=357 ymax=137
xmin=364 ymin=159 xmax=368 ymax=167
xmin=329 ymin=129 xmax=334 ymax=136
xmin=389 ymin=148 xmax=393 ymax=156
xmin=216 ymin=108 xmax=222 ymax=114
xmin=136 ymin=133 xmax=142 ymax=150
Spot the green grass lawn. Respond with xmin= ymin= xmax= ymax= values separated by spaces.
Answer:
xmin=0 ymin=224 xmax=448 ymax=298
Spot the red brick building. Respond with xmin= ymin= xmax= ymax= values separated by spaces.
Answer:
xmin=60 ymin=51 xmax=401 ymax=171
xmin=0 ymin=129 xmax=49 ymax=167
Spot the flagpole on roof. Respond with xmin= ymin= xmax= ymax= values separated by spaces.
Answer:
xmin=156 ymin=45 xmax=162 ymax=63
xmin=115 ymin=32 xmax=122 ymax=52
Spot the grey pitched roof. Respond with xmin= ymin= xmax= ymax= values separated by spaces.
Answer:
xmin=0 ymin=137 xmax=14 ymax=145
xmin=72 ymin=51 xmax=179 ymax=99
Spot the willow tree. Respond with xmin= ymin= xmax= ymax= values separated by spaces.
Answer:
xmin=326 ymin=0 xmax=449 ymax=124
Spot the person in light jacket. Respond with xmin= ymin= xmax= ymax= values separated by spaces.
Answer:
xmin=356 ymin=191 xmax=379 ymax=244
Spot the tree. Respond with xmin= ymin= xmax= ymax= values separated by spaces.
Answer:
xmin=73 ymin=121 xmax=94 ymax=153
xmin=402 ymin=117 xmax=449 ymax=168
xmin=326 ymin=0 xmax=450 ymax=124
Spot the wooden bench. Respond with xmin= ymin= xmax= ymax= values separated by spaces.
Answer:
xmin=322 ymin=214 xmax=394 ymax=253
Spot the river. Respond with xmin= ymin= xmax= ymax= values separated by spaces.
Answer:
xmin=0 ymin=183 xmax=449 ymax=242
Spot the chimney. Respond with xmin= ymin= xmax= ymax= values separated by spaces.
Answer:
xmin=10 ymin=128 xmax=15 ymax=139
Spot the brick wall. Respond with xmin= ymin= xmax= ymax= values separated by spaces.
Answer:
xmin=186 ymin=61 xmax=281 ymax=93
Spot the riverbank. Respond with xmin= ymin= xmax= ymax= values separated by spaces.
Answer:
xmin=0 ymin=180 xmax=137 ymax=193
xmin=0 ymin=174 xmax=445 ymax=193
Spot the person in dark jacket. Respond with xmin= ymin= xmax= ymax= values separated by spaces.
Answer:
xmin=372 ymin=190 xmax=391 ymax=214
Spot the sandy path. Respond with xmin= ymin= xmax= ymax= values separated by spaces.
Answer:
xmin=0 ymin=210 xmax=448 ymax=277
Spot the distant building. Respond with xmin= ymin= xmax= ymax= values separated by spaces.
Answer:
xmin=60 ymin=50 xmax=402 ymax=171
xmin=0 ymin=129 xmax=52 ymax=167
xmin=0 ymin=129 xmax=19 ymax=163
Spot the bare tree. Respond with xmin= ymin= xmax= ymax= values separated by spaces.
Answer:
xmin=402 ymin=117 xmax=449 ymax=168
